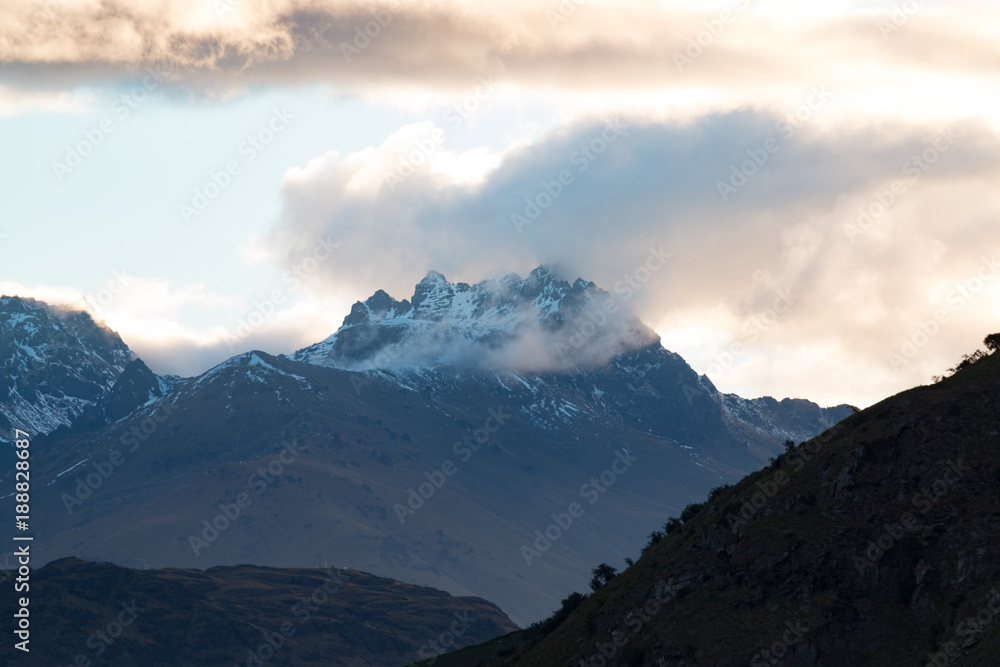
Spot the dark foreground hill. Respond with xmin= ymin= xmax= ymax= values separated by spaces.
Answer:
xmin=0 ymin=557 xmax=516 ymax=666
xmin=420 ymin=346 xmax=1000 ymax=665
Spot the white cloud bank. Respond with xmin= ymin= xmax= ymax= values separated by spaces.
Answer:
xmin=264 ymin=111 xmax=1000 ymax=408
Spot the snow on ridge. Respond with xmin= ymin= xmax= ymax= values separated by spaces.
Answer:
xmin=289 ymin=267 xmax=652 ymax=373
xmin=191 ymin=353 xmax=249 ymax=387
xmin=1 ymin=296 xmax=135 ymax=437
xmin=191 ymin=352 xmax=312 ymax=392
xmin=56 ymin=459 xmax=90 ymax=478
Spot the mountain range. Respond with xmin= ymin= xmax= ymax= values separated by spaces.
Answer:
xmin=0 ymin=267 xmax=853 ymax=631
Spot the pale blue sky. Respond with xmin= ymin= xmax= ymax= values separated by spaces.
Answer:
xmin=6 ymin=87 xmax=408 ymax=298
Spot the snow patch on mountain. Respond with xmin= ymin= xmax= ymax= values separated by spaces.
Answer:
xmin=291 ymin=265 xmax=658 ymax=373
xmin=0 ymin=296 xmax=133 ymax=438
xmin=191 ymin=351 xmax=312 ymax=393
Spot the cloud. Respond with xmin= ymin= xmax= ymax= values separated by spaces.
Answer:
xmin=266 ymin=110 xmax=1000 ymax=407
xmin=2 ymin=1 xmax=998 ymax=124
xmin=91 ymin=277 xmax=348 ymax=377
xmin=0 ymin=85 xmax=94 ymax=116
xmin=0 ymin=281 xmax=92 ymax=311
xmin=306 ymin=268 xmax=661 ymax=374
xmin=105 ymin=299 xmax=345 ymax=378
xmin=0 ymin=277 xmax=346 ymax=378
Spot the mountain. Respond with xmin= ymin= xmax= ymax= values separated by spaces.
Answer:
xmin=0 ymin=295 xmax=132 ymax=439
xmin=47 ymin=358 xmax=181 ymax=437
xmin=423 ymin=343 xmax=1000 ymax=666
xmin=292 ymin=266 xmax=852 ymax=462
xmin=0 ymin=557 xmax=516 ymax=666
xmin=1 ymin=269 xmax=852 ymax=627
xmin=292 ymin=266 xmax=658 ymax=373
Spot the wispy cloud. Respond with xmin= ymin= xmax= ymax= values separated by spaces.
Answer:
xmin=0 ymin=85 xmax=94 ymax=116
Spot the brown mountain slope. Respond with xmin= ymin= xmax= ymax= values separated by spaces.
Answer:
xmin=421 ymin=348 xmax=1000 ymax=666
xmin=1 ymin=346 xmax=847 ymax=627
xmin=0 ymin=557 xmax=516 ymax=666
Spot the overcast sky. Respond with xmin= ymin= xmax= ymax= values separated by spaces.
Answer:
xmin=1 ymin=0 xmax=998 ymax=408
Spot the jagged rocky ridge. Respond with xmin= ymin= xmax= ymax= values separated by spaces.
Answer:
xmin=291 ymin=266 xmax=658 ymax=372
xmin=0 ymin=295 xmax=132 ymax=439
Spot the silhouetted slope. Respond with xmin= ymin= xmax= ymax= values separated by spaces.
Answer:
xmin=424 ymin=350 xmax=1000 ymax=666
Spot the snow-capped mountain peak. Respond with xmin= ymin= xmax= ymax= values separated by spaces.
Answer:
xmin=0 ymin=295 xmax=133 ymax=439
xmin=291 ymin=266 xmax=656 ymax=372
